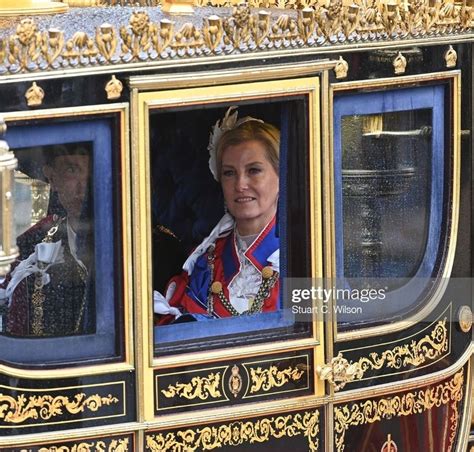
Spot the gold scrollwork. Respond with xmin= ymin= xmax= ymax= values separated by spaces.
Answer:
xmin=356 ymin=318 xmax=449 ymax=376
xmin=146 ymin=410 xmax=320 ymax=451
xmin=38 ymin=437 xmax=129 ymax=452
xmin=0 ymin=392 xmax=119 ymax=424
xmin=161 ymin=372 xmax=222 ymax=400
xmin=334 ymin=370 xmax=464 ymax=452
xmin=0 ymin=1 xmax=472 ymax=75
xmin=249 ymin=364 xmax=306 ymax=393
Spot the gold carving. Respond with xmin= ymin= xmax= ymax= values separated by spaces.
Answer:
xmin=444 ymin=44 xmax=457 ymax=68
xmin=249 ymin=364 xmax=306 ymax=393
xmin=228 ymin=364 xmax=243 ymax=397
xmin=9 ymin=18 xmax=42 ymax=70
xmin=0 ymin=1 xmax=471 ymax=75
xmin=25 ymin=81 xmax=44 ymax=107
xmin=146 ymin=410 xmax=319 ymax=451
xmin=334 ymin=56 xmax=349 ymax=79
xmin=161 ymin=372 xmax=222 ymax=400
xmin=393 ymin=51 xmax=407 ymax=74
xmin=41 ymin=28 xmax=64 ymax=67
xmin=458 ymin=305 xmax=473 ymax=333
xmin=38 ymin=437 xmax=129 ymax=452
xmin=334 ymin=370 xmax=464 ymax=452
xmin=105 ymin=75 xmax=123 ymax=100
xmin=0 ymin=392 xmax=119 ymax=424
xmin=355 ymin=318 xmax=449 ymax=376
xmin=316 ymin=353 xmax=363 ymax=391
xmin=96 ymin=23 xmax=118 ymax=63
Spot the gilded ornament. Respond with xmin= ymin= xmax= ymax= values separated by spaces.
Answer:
xmin=316 ymin=352 xmax=363 ymax=391
xmin=249 ymin=364 xmax=306 ymax=393
xmin=341 ymin=3 xmax=360 ymax=38
xmin=334 ymin=56 xmax=349 ymax=79
xmin=223 ymin=4 xmax=251 ymax=48
xmin=382 ymin=0 xmax=403 ymax=35
xmin=334 ymin=370 xmax=464 ymax=452
xmin=41 ymin=28 xmax=64 ymax=67
xmin=252 ymin=10 xmax=271 ymax=47
xmin=161 ymin=372 xmax=222 ymax=400
xmin=393 ymin=51 xmax=407 ymax=74
xmin=25 ymin=82 xmax=45 ymax=107
xmin=269 ymin=14 xmax=298 ymax=45
xmin=0 ymin=1 xmax=471 ymax=75
xmin=151 ymin=19 xmax=174 ymax=55
xmin=8 ymin=18 xmax=42 ymax=70
xmin=228 ymin=364 xmax=243 ymax=397
xmin=168 ymin=22 xmax=202 ymax=55
xmin=105 ymin=75 xmax=123 ymax=100
xmin=444 ymin=45 xmax=457 ymax=68
xmin=355 ymin=318 xmax=449 ymax=377
xmin=458 ymin=305 xmax=473 ymax=333
xmin=37 ymin=437 xmax=129 ymax=452
xmin=0 ymin=38 xmax=6 ymax=65
xmin=0 ymin=392 xmax=119 ymax=424
xmin=203 ymin=15 xmax=224 ymax=53
xmin=146 ymin=410 xmax=319 ymax=451
xmin=96 ymin=23 xmax=118 ymax=63
xmin=63 ymin=31 xmax=98 ymax=64
xmin=297 ymin=8 xmax=316 ymax=44
xmin=120 ymin=11 xmax=153 ymax=61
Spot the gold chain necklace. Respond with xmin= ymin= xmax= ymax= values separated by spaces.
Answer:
xmin=206 ymin=242 xmax=278 ymax=317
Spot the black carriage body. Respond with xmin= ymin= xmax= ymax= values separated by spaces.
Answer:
xmin=0 ymin=3 xmax=472 ymax=451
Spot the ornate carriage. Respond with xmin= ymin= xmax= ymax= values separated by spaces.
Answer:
xmin=0 ymin=0 xmax=472 ymax=451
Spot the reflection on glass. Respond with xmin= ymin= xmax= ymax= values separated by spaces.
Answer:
xmin=341 ymin=109 xmax=432 ymax=290
xmin=153 ymin=107 xmax=280 ymax=323
xmin=0 ymin=143 xmax=95 ymax=337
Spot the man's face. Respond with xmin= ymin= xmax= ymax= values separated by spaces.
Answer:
xmin=43 ymin=154 xmax=90 ymax=222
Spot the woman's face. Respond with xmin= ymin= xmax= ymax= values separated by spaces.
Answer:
xmin=220 ymin=140 xmax=279 ymax=236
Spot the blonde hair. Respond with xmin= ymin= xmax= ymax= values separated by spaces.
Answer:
xmin=216 ymin=120 xmax=280 ymax=181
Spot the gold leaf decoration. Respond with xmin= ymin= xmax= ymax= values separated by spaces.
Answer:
xmin=161 ymin=372 xmax=222 ymax=400
xmin=0 ymin=393 xmax=119 ymax=424
xmin=37 ymin=437 xmax=129 ymax=452
xmin=0 ymin=0 xmax=471 ymax=75
xmin=146 ymin=410 xmax=319 ymax=451
xmin=334 ymin=369 xmax=464 ymax=452
xmin=249 ymin=364 xmax=306 ymax=393
xmin=356 ymin=318 xmax=449 ymax=375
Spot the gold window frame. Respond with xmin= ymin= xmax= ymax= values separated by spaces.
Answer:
xmin=131 ymin=73 xmax=328 ymax=421
xmin=328 ymin=71 xmax=461 ymax=343
xmin=0 ymin=103 xmax=134 ymax=378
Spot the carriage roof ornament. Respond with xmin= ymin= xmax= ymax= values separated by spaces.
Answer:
xmin=0 ymin=0 xmax=68 ymax=17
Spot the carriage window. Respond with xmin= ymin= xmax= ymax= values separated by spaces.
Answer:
xmin=0 ymin=115 xmax=124 ymax=366
xmin=148 ymin=92 xmax=316 ymax=356
xmin=333 ymin=84 xmax=452 ymax=329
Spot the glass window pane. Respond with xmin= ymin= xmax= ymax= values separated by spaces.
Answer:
xmin=0 ymin=116 xmax=124 ymax=366
xmin=334 ymin=85 xmax=449 ymax=328
xmin=150 ymin=98 xmax=313 ymax=355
